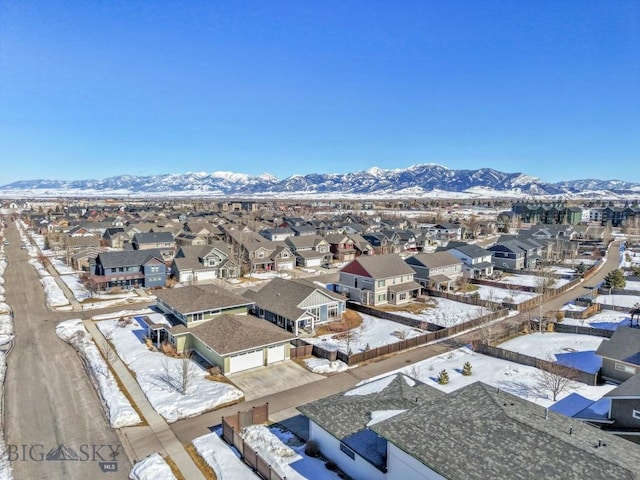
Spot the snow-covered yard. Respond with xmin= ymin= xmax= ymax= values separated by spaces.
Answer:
xmin=193 ymin=432 xmax=258 ymax=480
xmin=56 ymin=319 xmax=141 ymax=428
xmin=548 ymin=266 xmax=577 ymax=276
xmin=465 ymin=284 xmax=538 ymax=304
xmin=495 ymin=273 xmax=571 ymax=289
xmin=620 ymin=250 xmax=640 ymax=268
xmin=623 ymin=280 xmax=640 ymax=291
xmin=60 ymin=274 xmax=91 ymax=301
xmin=561 ymin=310 xmax=634 ymax=330
xmin=97 ymin=317 xmax=243 ymax=422
xmin=305 ymin=313 xmax=425 ymax=354
xmin=366 ymin=346 xmax=615 ymax=408
xmin=129 ymin=453 xmax=176 ymax=480
xmin=389 ymin=298 xmax=491 ymax=328
xmin=595 ymin=294 xmax=640 ymax=309
xmin=498 ymin=332 xmax=604 ymax=373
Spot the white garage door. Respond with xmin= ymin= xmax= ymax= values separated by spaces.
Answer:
xmin=267 ymin=344 xmax=285 ymax=364
xmin=228 ymin=349 xmax=264 ymax=374
xmin=306 ymin=258 xmax=322 ymax=267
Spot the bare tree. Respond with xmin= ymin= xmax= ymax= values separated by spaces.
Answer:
xmin=534 ymin=267 xmax=555 ymax=333
xmin=157 ymin=349 xmax=198 ymax=395
xmin=180 ymin=349 xmax=197 ymax=395
xmin=535 ymin=359 xmax=578 ymax=401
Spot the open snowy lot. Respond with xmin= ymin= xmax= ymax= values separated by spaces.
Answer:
xmin=467 ymin=284 xmax=538 ymax=304
xmin=561 ymin=309 xmax=633 ymax=330
xmin=495 ymin=274 xmax=571 ymax=289
xmin=389 ymin=297 xmax=491 ymax=327
xmin=305 ymin=313 xmax=425 ymax=354
xmin=97 ymin=317 xmax=243 ymax=422
xmin=365 ymin=347 xmax=615 ymax=408
xmin=595 ymin=294 xmax=640 ymax=309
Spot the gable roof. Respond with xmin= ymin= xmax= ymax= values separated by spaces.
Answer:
xmin=596 ymin=326 xmax=640 ymax=364
xmin=173 ymin=314 xmax=295 ymax=355
xmin=154 ymin=284 xmax=253 ymax=314
xmin=450 ymin=243 xmax=491 ymax=258
xmin=406 ymin=251 xmax=461 ymax=269
xmin=95 ymin=249 xmax=165 ymax=268
xmin=371 ymin=381 xmax=640 ymax=480
xmin=341 ymin=254 xmax=415 ymax=279
xmin=605 ymin=374 xmax=640 ymax=398
xmin=243 ymin=277 xmax=345 ymax=321
xmin=133 ymin=231 xmax=175 ymax=244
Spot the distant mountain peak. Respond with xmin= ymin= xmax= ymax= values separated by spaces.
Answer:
xmin=0 ymin=163 xmax=638 ymax=199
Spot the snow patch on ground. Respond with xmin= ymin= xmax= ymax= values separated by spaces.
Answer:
xmin=40 ymin=276 xmax=70 ymax=308
xmin=56 ymin=319 xmax=141 ymax=428
xmin=595 ymin=294 xmax=640 ymax=308
xmin=192 ymin=432 xmax=258 ymax=480
xmin=0 ymin=352 xmax=13 ymax=480
xmin=498 ymin=332 xmax=604 ymax=361
xmin=129 ymin=453 xmax=176 ymax=480
xmin=390 ymin=298 xmax=491 ymax=327
xmin=303 ymin=358 xmax=349 ymax=374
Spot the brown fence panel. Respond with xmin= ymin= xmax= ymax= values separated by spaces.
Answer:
xmin=243 ymin=443 xmax=257 ymax=470
xmin=312 ymin=345 xmax=338 ymax=362
xmin=252 ymin=404 xmax=269 ymax=425
xmin=222 ymin=418 xmax=235 ymax=445
xmin=553 ymin=323 xmax=614 ymax=338
xmin=233 ymin=430 xmax=244 ymax=457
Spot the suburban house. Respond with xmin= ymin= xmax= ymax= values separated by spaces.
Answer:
xmin=170 ymin=243 xmax=240 ymax=283
xmin=487 ymin=241 xmax=527 ymax=270
xmin=404 ymin=251 xmax=463 ymax=291
xmin=260 ymin=227 xmax=295 ymax=242
xmin=132 ymin=231 xmax=176 ymax=263
xmin=445 ymin=244 xmax=494 ymax=279
xmin=243 ymin=277 xmax=347 ymax=335
xmin=174 ymin=230 xmax=208 ymax=247
xmin=102 ymin=227 xmax=128 ymax=249
xmin=596 ymin=326 xmax=640 ymax=384
xmin=338 ymin=254 xmax=421 ymax=306
xmin=285 ymin=235 xmax=332 ymax=268
xmin=298 ymin=375 xmax=640 ymax=480
xmin=89 ymin=249 xmax=167 ymax=291
xmin=324 ymin=234 xmax=359 ymax=262
xmin=153 ymin=285 xmax=295 ymax=374
xmin=429 ymin=223 xmax=462 ymax=243
xmin=363 ymin=232 xmax=395 ymax=255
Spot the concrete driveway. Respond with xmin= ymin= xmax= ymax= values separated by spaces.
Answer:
xmin=228 ymin=360 xmax=324 ymax=401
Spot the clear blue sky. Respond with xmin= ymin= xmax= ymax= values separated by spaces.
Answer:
xmin=1 ymin=1 xmax=638 ymax=186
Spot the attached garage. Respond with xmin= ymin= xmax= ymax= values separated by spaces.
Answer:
xmin=229 ymin=348 xmax=264 ymax=374
xmin=267 ymin=344 xmax=286 ymax=364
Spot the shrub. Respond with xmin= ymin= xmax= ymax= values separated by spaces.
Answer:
xmin=462 ymin=361 xmax=472 ymax=376
xmin=437 ymin=369 xmax=450 ymax=385
xmin=305 ymin=440 xmax=320 ymax=458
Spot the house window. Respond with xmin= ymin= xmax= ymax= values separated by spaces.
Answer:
xmin=377 ymin=280 xmax=385 ymax=287
xmin=615 ymin=363 xmax=636 ymax=374
xmin=340 ymin=443 xmax=355 ymax=460
xmin=633 ymin=410 xmax=640 ymax=420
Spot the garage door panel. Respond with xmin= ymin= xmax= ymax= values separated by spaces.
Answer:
xmin=267 ymin=344 xmax=285 ymax=364
xmin=229 ymin=349 xmax=264 ymax=373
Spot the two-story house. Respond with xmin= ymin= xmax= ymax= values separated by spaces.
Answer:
xmin=171 ymin=243 xmax=240 ymax=283
xmin=445 ymin=243 xmax=494 ymax=279
xmin=89 ymin=249 xmax=167 ymax=291
xmin=132 ymin=231 xmax=176 ymax=263
xmin=405 ymin=251 xmax=463 ymax=291
xmin=338 ymin=254 xmax=421 ymax=306
xmin=324 ymin=234 xmax=358 ymax=262
xmin=285 ymin=235 xmax=332 ymax=268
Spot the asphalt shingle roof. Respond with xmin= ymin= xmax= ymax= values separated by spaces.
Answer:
xmin=154 ymin=284 xmax=253 ymax=314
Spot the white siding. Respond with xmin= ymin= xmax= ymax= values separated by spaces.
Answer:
xmin=387 ymin=443 xmax=445 ymax=480
xmin=309 ymin=422 xmax=386 ymax=480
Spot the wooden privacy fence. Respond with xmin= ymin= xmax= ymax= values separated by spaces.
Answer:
xmin=471 ymin=341 xmax=600 ymax=386
xmin=289 ymin=339 xmax=313 ymax=359
xmin=552 ymin=323 xmax=613 ymax=338
xmin=222 ymin=404 xmax=286 ymax=480
xmin=597 ymin=287 xmax=640 ymax=297
xmin=347 ymin=302 xmax=445 ymax=331
xmin=311 ymin=308 xmax=510 ymax=366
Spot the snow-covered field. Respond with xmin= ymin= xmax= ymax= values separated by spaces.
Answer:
xmin=366 ymin=346 xmax=615 ymax=408
xmin=305 ymin=313 xmax=425 ymax=354
xmin=467 ymin=284 xmax=538 ymax=304
xmin=97 ymin=317 xmax=243 ymax=422
xmin=129 ymin=453 xmax=176 ymax=480
xmin=499 ymin=332 xmax=603 ymax=364
xmin=495 ymin=274 xmax=570 ymax=289
xmin=56 ymin=319 xmax=141 ymax=428
xmin=389 ymin=298 xmax=491 ymax=328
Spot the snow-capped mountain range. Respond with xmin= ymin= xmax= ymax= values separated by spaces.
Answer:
xmin=1 ymin=164 xmax=638 ymax=199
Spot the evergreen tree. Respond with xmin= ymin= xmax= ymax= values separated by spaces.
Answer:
xmin=604 ymin=269 xmax=626 ymax=289
xmin=462 ymin=361 xmax=472 ymax=376
xmin=437 ymin=369 xmax=450 ymax=385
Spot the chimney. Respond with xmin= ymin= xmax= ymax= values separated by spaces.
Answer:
xmin=544 ymin=408 xmax=548 ymax=420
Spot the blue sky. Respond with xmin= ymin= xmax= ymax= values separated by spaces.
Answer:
xmin=1 ymin=1 xmax=638 ymax=186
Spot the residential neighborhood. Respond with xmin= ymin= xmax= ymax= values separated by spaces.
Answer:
xmin=1 ymin=196 xmax=640 ymax=479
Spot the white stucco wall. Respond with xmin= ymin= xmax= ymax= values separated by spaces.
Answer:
xmin=387 ymin=443 xmax=446 ymax=480
xmin=309 ymin=422 xmax=386 ymax=480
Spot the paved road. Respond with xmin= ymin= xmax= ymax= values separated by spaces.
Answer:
xmin=2 ymin=220 xmax=132 ymax=479
xmin=171 ymin=241 xmax=622 ymax=444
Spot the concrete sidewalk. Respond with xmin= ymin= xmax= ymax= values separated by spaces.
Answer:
xmin=84 ymin=320 xmax=206 ymax=480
